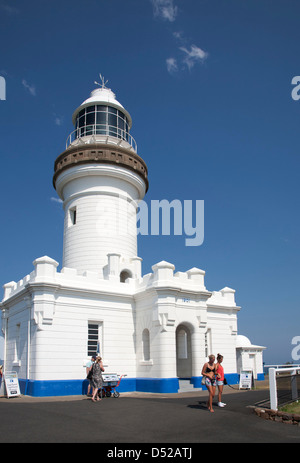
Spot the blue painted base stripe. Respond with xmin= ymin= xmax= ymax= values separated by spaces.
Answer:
xmin=136 ymin=377 xmax=179 ymax=393
xmin=17 ymin=373 xmax=265 ymax=397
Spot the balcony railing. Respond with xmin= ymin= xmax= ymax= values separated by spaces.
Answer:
xmin=66 ymin=124 xmax=137 ymax=152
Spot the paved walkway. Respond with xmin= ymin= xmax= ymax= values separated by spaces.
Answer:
xmin=0 ymin=387 xmax=299 ymax=443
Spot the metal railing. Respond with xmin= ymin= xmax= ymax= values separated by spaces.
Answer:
xmin=66 ymin=124 xmax=137 ymax=152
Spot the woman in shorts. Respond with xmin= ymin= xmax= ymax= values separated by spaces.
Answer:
xmin=201 ymin=354 xmax=217 ymax=413
xmin=216 ymin=353 xmax=226 ymax=407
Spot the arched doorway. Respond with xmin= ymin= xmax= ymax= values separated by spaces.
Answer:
xmin=176 ymin=324 xmax=192 ymax=378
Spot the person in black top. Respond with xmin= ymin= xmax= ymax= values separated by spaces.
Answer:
xmin=201 ymin=354 xmax=217 ymax=412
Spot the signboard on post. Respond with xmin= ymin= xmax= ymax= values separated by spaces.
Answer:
xmin=239 ymin=370 xmax=253 ymax=389
xmin=4 ymin=371 xmax=21 ymax=398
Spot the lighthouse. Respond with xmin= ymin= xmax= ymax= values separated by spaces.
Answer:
xmin=53 ymin=77 xmax=148 ymax=275
xmin=0 ymin=78 xmax=265 ymax=397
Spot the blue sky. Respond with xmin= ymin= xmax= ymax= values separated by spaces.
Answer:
xmin=0 ymin=0 xmax=299 ymax=365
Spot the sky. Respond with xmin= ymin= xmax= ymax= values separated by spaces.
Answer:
xmin=0 ymin=0 xmax=299 ymax=365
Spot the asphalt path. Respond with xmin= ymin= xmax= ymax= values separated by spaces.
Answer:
xmin=0 ymin=388 xmax=299 ymax=444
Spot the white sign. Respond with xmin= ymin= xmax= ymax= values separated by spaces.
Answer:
xmin=239 ymin=370 xmax=252 ymax=389
xmin=4 ymin=371 xmax=21 ymax=398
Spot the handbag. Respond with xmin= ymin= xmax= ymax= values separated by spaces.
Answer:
xmin=87 ymin=365 xmax=93 ymax=380
xmin=201 ymin=376 xmax=206 ymax=385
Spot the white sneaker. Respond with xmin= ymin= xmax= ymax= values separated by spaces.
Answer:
xmin=218 ymin=402 xmax=225 ymax=407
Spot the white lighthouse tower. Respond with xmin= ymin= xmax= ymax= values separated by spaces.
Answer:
xmin=0 ymin=78 xmax=265 ymax=397
xmin=53 ymin=77 xmax=148 ymax=275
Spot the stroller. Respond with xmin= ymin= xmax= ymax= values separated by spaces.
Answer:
xmin=98 ymin=373 xmax=127 ymax=398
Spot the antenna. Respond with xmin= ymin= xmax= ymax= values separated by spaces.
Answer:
xmin=94 ymin=74 xmax=109 ymax=89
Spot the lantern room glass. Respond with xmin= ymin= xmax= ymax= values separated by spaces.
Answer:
xmin=74 ymin=105 xmax=130 ymax=142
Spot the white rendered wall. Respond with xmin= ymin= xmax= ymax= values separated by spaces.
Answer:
xmin=205 ymin=312 xmax=238 ymax=376
xmin=2 ymin=297 xmax=30 ymax=379
xmin=29 ymin=292 xmax=136 ymax=381
xmin=55 ymin=164 xmax=146 ymax=274
xmin=135 ymin=263 xmax=239 ymax=380
xmin=1 ymin=257 xmax=242 ymax=387
xmin=206 ymin=289 xmax=239 ymax=376
xmin=63 ymin=193 xmax=137 ymax=273
xmin=0 ymin=257 xmax=139 ymax=382
xmin=236 ymin=349 xmax=264 ymax=378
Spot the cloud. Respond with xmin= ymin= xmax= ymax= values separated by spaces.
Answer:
xmin=179 ymin=45 xmax=208 ymax=70
xmin=54 ymin=115 xmax=64 ymax=126
xmin=22 ymin=79 xmax=36 ymax=96
xmin=151 ymin=0 xmax=178 ymax=22
xmin=166 ymin=45 xmax=208 ymax=74
xmin=149 ymin=1 xmax=209 ymax=74
xmin=50 ymin=197 xmax=63 ymax=204
xmin=173 ymin=31 xmax=184 ymax=42
xmin=166 ymin=57 xmax=178 ymax=74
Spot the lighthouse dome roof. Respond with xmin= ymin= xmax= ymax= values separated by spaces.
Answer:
xmin=72 ymin=86 xmax=132 ymax=128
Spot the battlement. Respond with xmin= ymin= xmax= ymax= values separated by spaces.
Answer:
xmin=1 ymin=255 xmax=141 ymax=302
xmin=2 ymin=256 xmax=237 ymax=309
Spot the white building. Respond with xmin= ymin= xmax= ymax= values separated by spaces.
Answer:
xmin=236 ymin=335 xmax=266 ymax=380
xmin=0 ymin=82 xmax=265 ymax=396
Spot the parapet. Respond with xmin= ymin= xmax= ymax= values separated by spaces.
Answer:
xmin=208 ymin=287 xmax=238 ymax=307
xmin=1 ymin=254 xmax=144 ymax=303
xmin=139 ymin=260 xmax=208 ymax=293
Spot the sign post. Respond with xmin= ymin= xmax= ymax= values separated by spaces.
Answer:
xmin=0 ymin=369 xmax=4 ymax=397
xmin=4 ymin=371 xmax=21 ymax=398
xmin=239 ymin=370 xmax=253 ymax=389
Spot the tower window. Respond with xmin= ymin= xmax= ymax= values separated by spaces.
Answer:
xmin=68 ymin=207 xmax=77 ymax=226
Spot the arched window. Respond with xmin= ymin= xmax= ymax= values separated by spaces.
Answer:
xmin=142 ymin=329 xmax=150 ymax=361
xmin=120 ymin=270 xmax=132 ymax=283
xmin=205 ymin=329 xmax=212 ymax=358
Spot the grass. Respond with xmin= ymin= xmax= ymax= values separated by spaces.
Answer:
xmin=279 ymin=401 xmax=300 ymax=414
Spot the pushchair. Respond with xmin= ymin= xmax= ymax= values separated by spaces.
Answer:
xmin=98 ymin=373 xmax=127 ymax=398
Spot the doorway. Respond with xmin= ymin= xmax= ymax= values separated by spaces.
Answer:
xmin=176 ymin=324 xmax=192 ymax=378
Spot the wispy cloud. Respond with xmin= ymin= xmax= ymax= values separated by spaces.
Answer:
xmin=179 ymin=45 xmax=208 ymax=70
xmin=166 ymin=57 xmax=178 ymax=74
xmin=150 ymin=1 xmax=209 ymax=74
xmin=22 ymin=79 xmax=36 ymax=96
xmin=50 ymin=197 xmax=63 ymax=204
xmin=166 ymin=45 xmax=208 ymax=74
xmin=0 ymin=3 xmax=20 ymax=15
xmin=54 ymin=114 xmax=64 ymax=126
xmin=151 ymin=0 xmax=178 ymax=22
xmin=173 ymin=31 xmax=184 ymax=42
